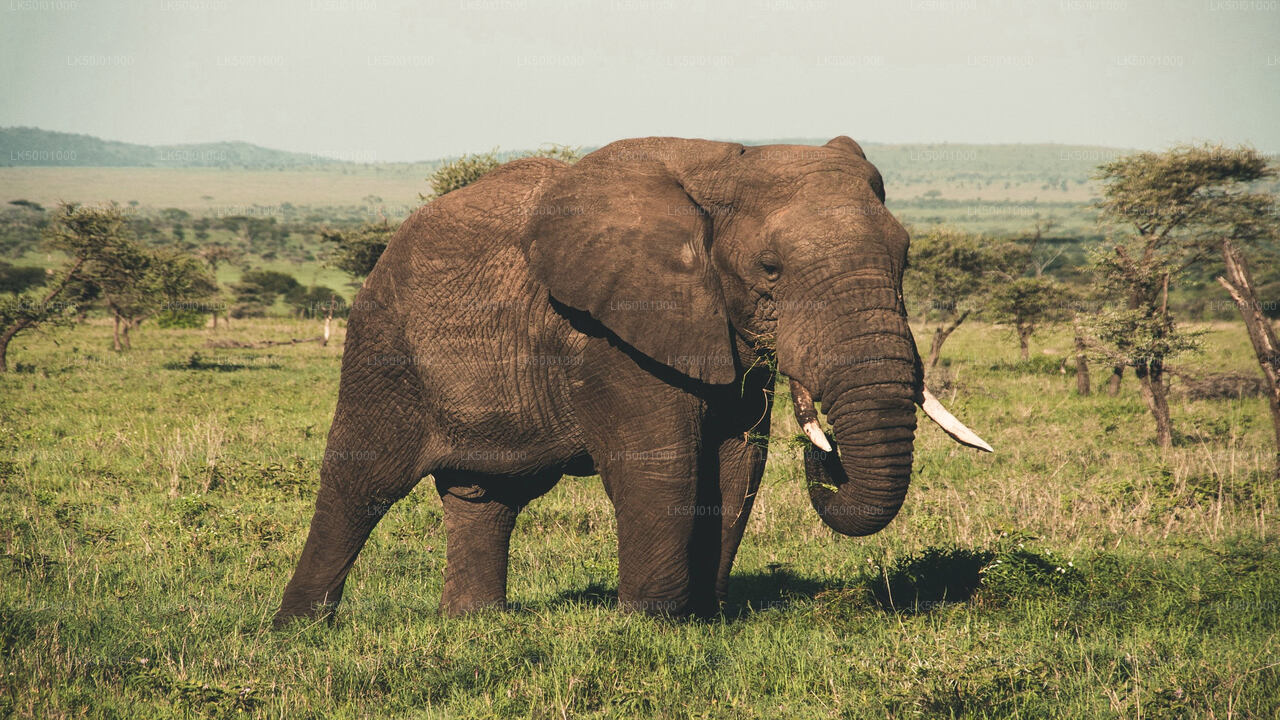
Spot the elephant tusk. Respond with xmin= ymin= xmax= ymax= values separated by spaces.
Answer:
xmin=801 ymin=420 xmax=833 ymax=453
xmin=918 ymin=387 xmax=994 ymax=453
xmin=789 ymin=379 xmax=833 ymax=453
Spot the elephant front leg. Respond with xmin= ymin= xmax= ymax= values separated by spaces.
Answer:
xmin=604 ymin=454 xmax=702 ymax=616
xmin=709 ymin=429 xmax=769 ymax=605
xmin=608 ymin=430 xmax=766 ymax=618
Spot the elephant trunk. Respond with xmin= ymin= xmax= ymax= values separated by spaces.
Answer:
xmin=789 ymin=333 xmax=993 ymax=536
xmin=793 ymin=369 xmax=917 ymax=537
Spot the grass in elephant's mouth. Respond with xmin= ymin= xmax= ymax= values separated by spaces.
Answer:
xmin=2 ymin=318 xmax=1277 ymax=719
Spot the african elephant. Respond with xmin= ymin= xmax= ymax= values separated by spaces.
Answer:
xmin=274 ymin=136 xmax=990 ymax=626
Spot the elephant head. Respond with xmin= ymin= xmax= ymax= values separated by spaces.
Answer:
xmin=524 ymin=136 xmax=990 ymax=536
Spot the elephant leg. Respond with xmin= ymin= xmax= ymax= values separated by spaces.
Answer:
xmin=604 ymin=453 xmax=701 ymax=616
xmin=435 ymin=471 xmax=559 ymax=616
xmin=274 ymin=384 xmax=427 ymax=628
xmin=710 ymin=430 xmax=770 ymax=604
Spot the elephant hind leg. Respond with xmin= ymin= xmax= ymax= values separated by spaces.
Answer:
xmin=274 ymin=395 xmax=430 ymax=629
xmin=435 ymin=470 xmax=560 ymax=616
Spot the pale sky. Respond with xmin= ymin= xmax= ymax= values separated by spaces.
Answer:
xmin=2 ymin=0 xmax=1278 ymax=161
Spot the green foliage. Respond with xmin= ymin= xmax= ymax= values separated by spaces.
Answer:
xmin=321 ymin=222 xmax=393 ymax=279
xmin=1086 ymin=145 xmax=1274 ymax=375
xmin=905 ymin=227 xmax=1022 ymax=319
xmin=0 ymin=200 xmax=48 ymax=258
xmin=986 ymin=276 xmax=1064 ymax=344
xmin=422 ymin=144 xmax=581 ymax=200
xmin=149 ymin=247 xmax=218 ymax=314
xmin=1091 ymin=306 xmax=1202 ymax=369
xmin=44 ymin=201 xmax=134 ymax=260
xmin=864 ymin=534 xmax=1082 ymax=612
xmin=1 ymin=204 xmax=128 ymax=367
xmin=237 ymin=269 xmax=298 ymax=296
xmin=870 ymin=545 xmax=993 ymax=609
xmin=0 ymin=261 xmax=46 ymax=294
xmin=979 ymin=532 xmax=1084 ymax=599
xmin=0 ymin=288 xmax=76 ymax=340
xmin=285 ymin=285 xmax=345 ymax=319
xmin=1096 ymin=144 xmax=1273 ymax=252
xmin=231 ymin=269 xmax=300 ymax=317
xmin=153 ymin=307 xmax=206 ymax=329
xmin=425 ymin=150 xmax=503 ymax=199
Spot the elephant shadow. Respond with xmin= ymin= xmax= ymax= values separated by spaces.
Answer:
xmin=540 ymin=556 xmax=990 ymax=619
xmin=536 ymin=568 xmax=852 ymax=620
xmin=722 ymin=567 xmax=850 ymax=618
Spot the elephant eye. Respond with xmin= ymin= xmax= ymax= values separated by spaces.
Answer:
xmin=757 ymin=252 xmax=782 ymax=281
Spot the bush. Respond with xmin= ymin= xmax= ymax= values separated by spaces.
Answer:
xmin=230 ymin=302 xmax=267 ymax=319
xmin=0 ymin=262 xmax=46 ymax=294
xmin=1181 ymin=371 xmax=1268 ymax=400
xmin=230 ymin=269 xmax=299 ymax=316
xmin=423 ymin=144 xmax=581 ymax=200
xmin=153 ymin=308 xmax=206 ymax=329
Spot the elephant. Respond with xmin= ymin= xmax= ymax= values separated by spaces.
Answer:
xmin=274 ymin=135 xmax=991 ymax=626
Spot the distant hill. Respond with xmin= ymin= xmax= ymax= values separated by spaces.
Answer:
xmin=0 ymin=127 xmax=338 ymax=169
xmin=1 ymin=127 xmax=1135 ymax=184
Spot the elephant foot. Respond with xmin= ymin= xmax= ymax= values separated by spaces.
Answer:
xmin=440 ymin=596 xmax=509 ymax=617
xmin=271 ymin=599 xmax=338 ymax=630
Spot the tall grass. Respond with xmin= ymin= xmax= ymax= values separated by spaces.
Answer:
xmin=1 ymin=318 xmax=1276 ymax=718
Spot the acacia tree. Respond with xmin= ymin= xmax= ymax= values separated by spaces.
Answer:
xmin=149 ymin=248 xmax=219 ymax=328
xmin=0 ymin=203 xmax=135 ymax=371
xmin=987 ymin=277 xmax=1062 ymax=362
xmin=906 ymin=227 xmax=1018 ymax=368
xmin=1171 ymin=147 xmax=1280 ymax=476
xmin=88 ymin=236 xmax=157 ymax=350
xmin=322 ymin=222 xmax=393 ymax=284
xmin=1092 ymin=144 xmax=1273 ymax=447
xmin=196 ymin=244 xmax=237 ymax=327
xmin=1090 ymin=249 xmax=1200 ymax=447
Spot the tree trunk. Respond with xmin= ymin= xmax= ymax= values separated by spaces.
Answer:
xmin=1218 ymin=239 xmax=1280 ymax=479
xmin=0 ymin=326 xmax=16 ymax=373
xmin=927 ymin=309 xmax=971 ymax=369
xmin=112 ymin=312 xmax=123 ymax=352
xmin=1108 ymin=364 xmax=1124 ymax=396
xmin=1135 ymin=362 xmax=1173 ymax=448
xmin=1073 ymin=320 xmax=1091 ymax=396
xmin=1017 ymin=323 xmax=1032 ymax=362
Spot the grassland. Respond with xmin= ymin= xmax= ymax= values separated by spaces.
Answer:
xmin=0 ymin=164 xmax=1102 ymax=247
xmin=0 ymin=166 xmax=432 ymax=217
xmin=1 ymin=316 xmax=1277 ymax=719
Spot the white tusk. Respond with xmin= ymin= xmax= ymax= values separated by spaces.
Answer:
xmin=789 ymin=378 xmax=832 ymax=453
xmin=801 ymin=420 xmax=833 ymax=453
xmin=919 ymin=387 xmax=994 ymax=453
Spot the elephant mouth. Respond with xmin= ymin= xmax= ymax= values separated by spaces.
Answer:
xmin=789 ymin=379 xmax=993 ymax=455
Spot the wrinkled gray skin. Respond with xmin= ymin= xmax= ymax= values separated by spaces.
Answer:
xmin=275 ymin=136 xmax=921 ymax=626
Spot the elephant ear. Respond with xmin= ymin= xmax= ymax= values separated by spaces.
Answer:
xmin=825 ymin=135 xmax=867 ymax=158
xmin=524 ymin=154 xmax=736 ymax=385
xmin=826 ymin=135 xmax=885 ymax=202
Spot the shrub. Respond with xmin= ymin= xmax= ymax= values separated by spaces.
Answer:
xmin=153 ymin=308 xmax=206 ymax=328
xmin=422 ymin=144 xmax=581 ymax=200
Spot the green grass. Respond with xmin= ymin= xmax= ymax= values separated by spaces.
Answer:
xmin=1 ymin=318 xmax=1277 ymax=718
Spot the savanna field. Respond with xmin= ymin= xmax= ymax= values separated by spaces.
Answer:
xmin=1 ymin=317 xmax=1276 ymax=719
